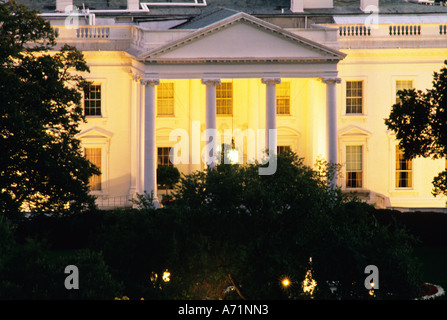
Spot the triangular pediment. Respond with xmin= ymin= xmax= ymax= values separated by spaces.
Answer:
xmin=338 ymin=125 xmax=372 ymax=137
xmin=76 ymin=127 xmax=113 ymax=140
xmin=138 ymin=12 xmax=346 ymax=63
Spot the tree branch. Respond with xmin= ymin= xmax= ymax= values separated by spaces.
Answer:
xmin=228 ymin=273 xmax=247 ymax=300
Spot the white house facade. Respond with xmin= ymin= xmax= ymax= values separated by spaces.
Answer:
xmin=21 ymin=0 xmax=447 ymax=211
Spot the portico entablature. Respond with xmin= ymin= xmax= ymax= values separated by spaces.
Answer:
xmin=128 ymin=12 xmax=345 ymax=80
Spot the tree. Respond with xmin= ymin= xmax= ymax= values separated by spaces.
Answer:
xmin=165 ymin=152 xmax=421 ymax=300
xmin=385 ymin=61 xmax=447 ymax=198
xmin=0 ymin=1 xmax=98 ymax=217
xmin=157 ymin=165 xmax=180 ymax=191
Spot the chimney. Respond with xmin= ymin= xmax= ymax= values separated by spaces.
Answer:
xmin=290 ymin=0 xmax=303 ymax=13
xmin=360 ymin=0 xmax=379 ymax=12
xmin=127 ymin=0 xmax=140 ymax=10
xmin=56 ymin=0 xmax=73 ymax=12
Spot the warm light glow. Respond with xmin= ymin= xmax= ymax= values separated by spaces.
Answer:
xmin=302 ymin=269 xmax=317 ymax=296
xmin=227 ymin=148 xmax=239 ymax=164
xmin=281 ymin=277 xmax=291 ymax=288
xmin=162 ymin=269 xmax=171 ymax=282
xmin=150 ymin=271 xmax=158 ymax=283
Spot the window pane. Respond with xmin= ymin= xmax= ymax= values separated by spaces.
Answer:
xmin=84 ymin=84 xmax=101 ymax=116
xmin=158 ymin=147 xmax=173 ymax=167
xmin=346 ymin=146 xmax=362 ymax=171
xmin=277 ymin=82 xmax=290 ymax=115
xmin=216 ymin=82 xmax=233 ymax=115
xmin=395 ymin=146 xmax=412 ymax=188
xmin=396 ymin=80 xmax=413 ymax=104
xmin=85 ymin=147 xmax=101 ymax=191
xmin=346 ymin=81 xmax=363 ymax=114
xmin=157 ymin=83 xmax=174 ymax=116
xmin=346 ymin=145 xmax=363 ymax=188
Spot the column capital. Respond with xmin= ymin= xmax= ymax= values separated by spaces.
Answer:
xmin=140 ymin=78 xmax=160 ymax=86
xmin=261 ymin=77 xmax=281 ymax=85
xmin=321 ymin=77 xmax=342 ymax=84
xmin=201 ymin=78 xmax=221 ymax=86
xmin=129 ymin=72 xmax=141 ymax=82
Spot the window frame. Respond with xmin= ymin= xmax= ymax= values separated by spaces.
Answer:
xmin=157 ymin=82 xmax=175 ymax=117
xmin=84 ymin=147 xmax=102 ymax=191
xmin=395 ymin=145 xmax=413 ymax=189
xmin=338 ymin=128 xmax=370 ymax=191
xmin=345 ymin=80 xmax=364 ymax=115
xmin=216 ymin=81 xmax=233 ymax=116
xmin=392 ymin=77 xmax=416 ymax=107
xmin=81 ymin=141 xmax=109 ymax=195
xmin=345 ymin=145 xmax=364 ymax=189
xmin=276 ymin=81 xmax=291 ymax=115
xmin=82 ymin=80 xmax=107 ymax=119
xmin=83 ymin=82 xmax=102 ymax=117
xmin=157 ymin=146 xmax=174 ymax=167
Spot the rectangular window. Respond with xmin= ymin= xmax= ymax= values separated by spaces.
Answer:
xmin=158 ymin=147 xmax=173 ymax=167
xmin=277 ymin=145 xmax=291 ymax=155
xmin=396 ymin=80 xmax=413 ymax=104
xmin=277 ymin=82 xmax=291 ymax=115
xmin=346 ymin=81 xmax=363 ymax=114
xmin=396 ymin=146 xmax=413 ymax=188
xmin=85 ymin=147 xmax=102 ymax=191
xmin=157 ymin=83 xmax=174 ymax=116
xmin=346 ymin=145 xmax=363 ymax=188
xmin=216 ymin=82 xmax=233 ymax=115
xmin=84 ymin=84 xmax=101 ymax=116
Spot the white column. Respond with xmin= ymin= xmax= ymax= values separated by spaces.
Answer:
xmin=262 ymin=77 xmax=281 ymax=156
xmin=141 ymin=78 xmax=160 ymax=206
xmin=323 ymin=77 xmax=341 ymax=188
xmin=129 ymin=73 xmax=139 ymax=199
xmin=201 ymin=78 xmax=221 ymax=169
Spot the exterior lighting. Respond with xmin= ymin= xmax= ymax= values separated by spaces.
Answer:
xmin=302 ymin=269 xmax=317 ymax=296
xmin=227 ymin=148 xmax=239 ymax=164
xmin=162 ymin=269 xmax=171 ymax=282
xmin=281 ymin=277 xmax=291 ymax=288
xmin=150 ymin=271 xmax=158 ymax=283
xmin=369 ymin=281 xmax=375 ymax=297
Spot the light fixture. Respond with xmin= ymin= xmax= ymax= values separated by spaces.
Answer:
xmin=281 ymin=277 xmax=291 ymax=288
xmin=162 ymin=269 xmax=171 ymax=282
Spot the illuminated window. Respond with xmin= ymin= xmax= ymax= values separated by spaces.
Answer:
xmin=84 ymin=84 xmax=101 ymax=116
xmin=157 ymin=83 xmax=174 ymax=116
xmin=277 ymin=145 xmax=291 ymax=155
xmin=346 ymin=81 xmax=363 ymax=114
xmin=396 ymin=146 xmax=413 ymax=188
xmin=396 ymin=80 xmax=413 ymax=104
xmin=85 ymin=147 xmax=101 ymax=191
xmin=277 ymin=82 xmax=290 ymax=115
xmin=346 ymin=145 xmax=363 ymax=188
xmin=158 ymin=147 xmax=173 ymax=167
xmin=216 ymin=82 xmax=233 ymax=115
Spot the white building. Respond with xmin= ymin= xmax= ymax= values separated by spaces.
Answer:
xmin=20 ymin=0 xmax=447 ymax=211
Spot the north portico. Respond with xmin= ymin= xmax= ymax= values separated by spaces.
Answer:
xmin=127 ymin=12 xmax=346 ymax=205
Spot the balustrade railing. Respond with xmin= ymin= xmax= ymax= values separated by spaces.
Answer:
xmin=339 ymin=25 xmax=371 ymax=36
xmin=76 ymin=27 xmax=110 ymax=38
xmin=389 ymin=25 xmax=421 ymax=36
